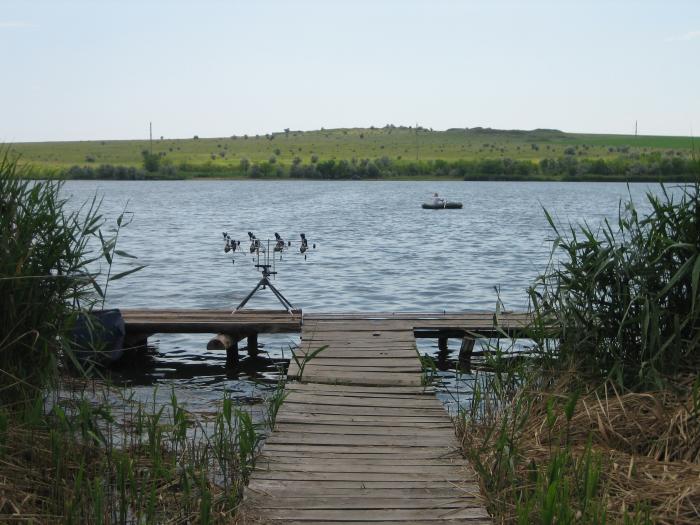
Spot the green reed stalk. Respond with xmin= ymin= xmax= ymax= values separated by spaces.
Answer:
xmin=529 ymin=182 xmax=700 ymax=388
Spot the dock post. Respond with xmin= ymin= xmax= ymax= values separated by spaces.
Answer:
xmin=436 ymin=336 xmax=450 ymax=370
xmin=247 ymin=333 xmax=259 ymax=357
xmin=458 ymin=336 xmax=475 ymax=373
xmin=226 ymin=341 xmax=239 ymax=367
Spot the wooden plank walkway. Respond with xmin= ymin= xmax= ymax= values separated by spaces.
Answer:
xmin=120 ymin=308 xmax=302 ymax=336
xmin=244 ymin=318 xmax=491 ymax=524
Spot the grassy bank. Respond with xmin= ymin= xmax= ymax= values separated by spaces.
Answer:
xmin=457 ymin=183 xmax=700 ymax=523
xmin=9 ymin=127 xmax=699 ymax=181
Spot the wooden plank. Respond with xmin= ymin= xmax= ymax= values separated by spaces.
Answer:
xmin=248 ymin=479 xmax=476 ymax=491
xmin=282 ymin=394 xmax=443 ymax=408
xmin=281 ymin=390 xmax=437 ymax=400
xmin=245 ymin=484 xmax=477 ymax=498
xmin=255 ymin=462 xmax=470 ymax=476
xmin=279 ymin=402 xmax=445 ymax=416
xmin=297 ymin=364 xmax=421 ymax=374
xmin=259 ymin=507 xmax=489 ymax=520
xmin=283 ymin=394 xmax=443 ymax=409
xmin=298 ymin=340 xmax=416 ymax=347
xmin=247 ymin=496 xmax=481 ymax=509
xmin=259 ymin=448 xmax=461 ymax=460
xmin=258 ymin=456 xmax=463 ymax=467
xmin=283 ymin=385 xmax=433 ymax=395
xmin=251 ymin=470 xmax=471 ymax=482
xmin=287 ymin=372 xmax=422 ymax=386
xmin=288 ymin=352 xmax=420 ymax=364
xmin=264 ymin=434 xmax=454 ymax=447
xmin=275 ymin=415 xmax=451 ymax=426
xmin=270 ymin=520 xmax=492 ymax=525
xmin=303 ymin=331 xmax=417 ymax=338
xmin=125 ymin=322 xmax=299 ymax=335
xmin=304 ymin=311 xmax=527 ymax=319
xmin=294 ymin=350 xmax=418 ymax=360
xmin=284 ymin=383 xmax=434 ymax=395
xmin=272 ymin=424 xmax=453 ymax=437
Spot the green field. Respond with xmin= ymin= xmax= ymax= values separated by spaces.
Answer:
xmin=7 ymin=126 xmax=699 ymax=180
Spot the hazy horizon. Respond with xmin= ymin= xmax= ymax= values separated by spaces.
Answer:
xmin=2 ymin=0 xmax=698 ymax=142
xmin=5 ymin=124 xmax=699 ymax=146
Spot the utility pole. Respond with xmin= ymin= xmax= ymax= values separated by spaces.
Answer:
xmin=415 ymin=121 xmax=419 ymax=161
xmin=149 ymin=122 xmax=153 ymax=154
xmin=635 ymin=120 xmax=638 ymax=137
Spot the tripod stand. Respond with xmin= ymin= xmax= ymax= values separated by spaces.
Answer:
xmin=234 ymin=262 xmax=295 ymax=313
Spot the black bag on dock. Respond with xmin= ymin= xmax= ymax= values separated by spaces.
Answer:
xmin=70 ymin=309 xmax=126 ymax=365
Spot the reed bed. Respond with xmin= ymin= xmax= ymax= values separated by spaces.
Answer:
xmin=458 ymin=182 xmax=700 ymax=524
xmin=0 ymin=381 xmax=282 ymax=523
xmin=459 ymin=372 xmax=700 ymax=524
xmin=1 ymin=148 xmax=283 ymax=523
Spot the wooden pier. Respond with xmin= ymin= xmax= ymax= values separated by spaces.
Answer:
xmin=120 ymin=308 xmax=302 ymax=365
xmin=244 ymin=313 xmax=509 ymax=524
xmin=119 ymin=308 xmax=531 ymax=522
xmin=120 ymin=309 xmax=528 ymax=370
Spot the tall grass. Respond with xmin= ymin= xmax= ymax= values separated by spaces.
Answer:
xmin=1 ymin=148 xmax=282 ymax=522
xmin=457 ymin=182 xmax=700 ymax=523
xmin=0 ymin=148 xmax=103 ymax=404
xmin=529 ymin=183 xmax=700 ymax=388
xmin=0 ymin=382 xmax=279 ymax=523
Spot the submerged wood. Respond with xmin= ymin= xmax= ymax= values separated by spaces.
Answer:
xmin=206 ymin=333 xmax=238 ymax=350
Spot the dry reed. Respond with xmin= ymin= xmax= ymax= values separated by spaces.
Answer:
xmin=459 ymin=373 xmax=700 ymax=524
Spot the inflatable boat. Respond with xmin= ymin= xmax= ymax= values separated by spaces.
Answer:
xmin=422 ymin=201 xmax=463 ymax=209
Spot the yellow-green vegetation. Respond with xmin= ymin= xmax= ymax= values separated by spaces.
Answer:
xmin=9 ymin=126 xmax=700 ymax=181
xmin=458 ymin=184 xmax=700 ymax=524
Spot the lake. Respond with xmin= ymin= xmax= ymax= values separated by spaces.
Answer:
xmin=62 ymin=180 xmax=667 ymax=413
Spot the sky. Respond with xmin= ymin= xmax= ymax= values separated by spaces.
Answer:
xmin=1 ymin=0 xmax=698 ymax=142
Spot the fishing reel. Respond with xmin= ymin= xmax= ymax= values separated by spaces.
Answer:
xmin=222 ymin=231 xmax=316 ymax=266
xmin=223 ymin=233 xmax=240 ymax=255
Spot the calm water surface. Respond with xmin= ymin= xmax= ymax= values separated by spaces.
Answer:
xmin=62 ymin=180 xmax=666 ymax=413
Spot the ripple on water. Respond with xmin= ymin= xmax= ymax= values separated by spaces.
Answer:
xmin=62 ymin=180 xmax=671 ymax=414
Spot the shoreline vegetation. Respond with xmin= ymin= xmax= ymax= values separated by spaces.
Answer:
xmin=457 ymin=183 xmax=700 ymax=523
xmin=9 ymin=126 xmax=700 ymax=182
xmin=0 ymin=149 xmax=271 ymax=522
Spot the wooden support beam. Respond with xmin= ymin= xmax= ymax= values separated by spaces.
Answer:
xmin=437 ymin=337 xmax=448 ymax=352
xmin=247 ymin=333 xmax=259 ymax=357
xmin=226 ymin=341 xmax=239 ymax=368
xmin=458 ymin=337 xmax=476 ymax=373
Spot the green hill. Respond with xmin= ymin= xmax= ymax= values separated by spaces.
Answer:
xmin=8 ymin=126 xmax=699 ymax=181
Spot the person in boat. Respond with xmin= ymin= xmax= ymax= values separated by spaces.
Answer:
xmin=432 ymin=193 xmax=445 ymax=207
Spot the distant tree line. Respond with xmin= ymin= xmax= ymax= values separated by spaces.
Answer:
xmin=249 ymin=155 xmax=700 ymax=181
xmin=56 ymin=153 xmax=699 ymax=181
xmin=61 ymin=163 xmax=183 ymax=180
xmin=57 ymin=150 xmax=183 ymax=180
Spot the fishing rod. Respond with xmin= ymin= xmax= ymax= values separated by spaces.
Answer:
xmin=221 ymin=231 xmax=316 ymax=313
